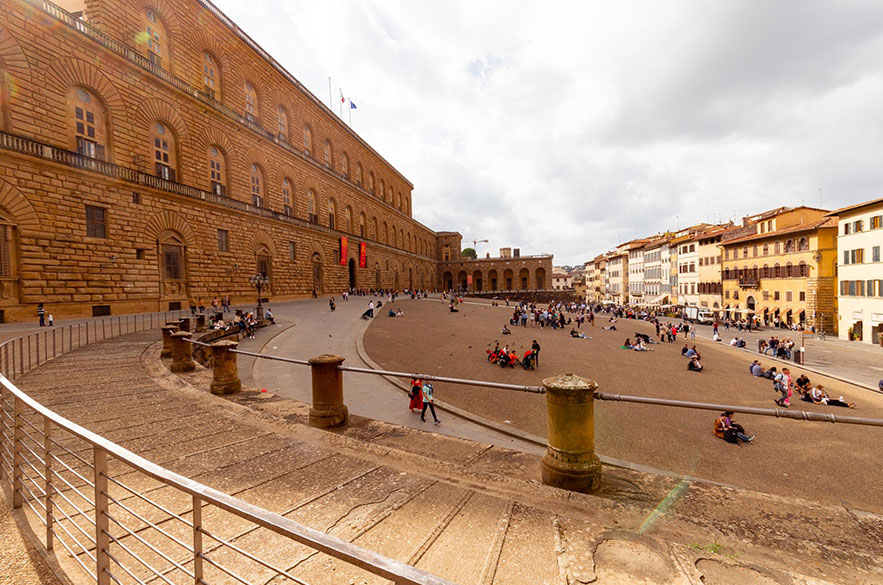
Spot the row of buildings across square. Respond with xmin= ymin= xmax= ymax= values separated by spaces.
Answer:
xmin=584 ymin=200 xmax=883 ymax=345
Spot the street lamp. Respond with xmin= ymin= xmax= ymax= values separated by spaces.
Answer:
xmin=249 ymin=273 xmax=269 ymax=317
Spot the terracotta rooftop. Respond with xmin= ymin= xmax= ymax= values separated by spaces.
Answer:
xmin=721 ymin=217 xmax=838 ymax=246
xmin=826 ymin=196 xmax=883 ymax=217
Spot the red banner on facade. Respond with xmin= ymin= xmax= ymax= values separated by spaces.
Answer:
xmin=359 ymin=242 xmax=367 ymax=268
xmin=339 ymin=236 xmax=348 ymax=265
xmin=467 ymin=275 xmax=473 ymax=285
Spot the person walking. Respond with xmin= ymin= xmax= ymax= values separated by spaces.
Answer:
xmin=689 ymin=324 xmax=696 ymax=340
xmin=774 ymin=367 xmax=793 ymax=407
xmin=367 ymin=300 xmax=375 ymax=318
xmin=329 ymin=297 xmax=336 ymax=312
xmin=420 ymin=382 xmax=440 ymax=424
xmin=37 ymin=303 xmax=46 ymax=326
xmin=408 ymin=378 xmax=423 ymax=413
xmin=531 ymin=340 xmax=541 ymax=366
xmin=223 ymin=295 xmax=230 ymax=313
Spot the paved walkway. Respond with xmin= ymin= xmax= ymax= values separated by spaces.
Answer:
xmin=1 ymin=330 xmax=881 ymax=585
xmin=247 ymin=296 xmax=544 ymax=455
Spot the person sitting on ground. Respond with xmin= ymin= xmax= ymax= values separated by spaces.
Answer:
xmin=449 ymin=302 xmax=458 ymax=313
xmin=501 ymin=324 xmax=511 ymax=335
xmin=681 ymin=344 xmax=690 ymax=356
xmin=736 ymin=337 xmax=747 ymax=348
xmin=264 ymin=308 xmax=275 ymax=324
xmin=713 ymin=331 xmax=722 ymax=342
xmin=621 ymin=338 xmax=634 ymax=349
xmin=794 ymin=373 xmax=811 ymax=396
xmin=396 ymin=308 xmax=404 ymax=317
xmin=633 ymin=338 xmax=649 ymax=351
xmin=388 ymin=308 xmax=396 ymax=317
xmin=807 ymin=385 xmax=855 ymax=408
xmin=688 ymin=356 xmax=703 ymax=372
xmin=602 ymin=324 xmax=617 ymax=331
xmin=749 ymin=360 xmax=765 ymax=377
xmin=570 ymin=328 xmax=589 ymax=339
xmin=714 ymin=411 xmax=754 ymax=443
xmin=684 ymin=345 xmax=699 ymax=359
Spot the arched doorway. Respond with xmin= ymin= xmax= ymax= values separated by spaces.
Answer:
xmin=311 ymin=252 xmax=323 ymax=295
xmin=0 ymin=210 xmax=20 ymax=305
xmin=457 ymin=270 xmax=467 ymax=292
xmin=443 ymin=271 xmax=453 ymax=290
xmin=535 ymin=267 xmax=546 ymax=289
xmin=519 ymin=268 xmax=529 ymax=290
xmin=746 ymin=296 xmax=755 ymax=312
xmin=503 ymin=269 xmax=513 ymax=290
xmin=472 ymin=270 xmax=482 ymax=292
xmin=348 ymin=258 xmax=356 ymax=290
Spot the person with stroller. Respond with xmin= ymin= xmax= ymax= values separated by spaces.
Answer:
xmin=522 ymin=349 xmax=537 ymax=370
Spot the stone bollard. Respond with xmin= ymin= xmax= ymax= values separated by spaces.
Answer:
xmin=160 ymin=324 xmax=179 ymax=358
xmin=195 ymin=314 xmax=207 ymax=332
xmin=308 ymin=354 xmax=348 ymax=429
xmin=210 ymin=340 xmax=241 ymax=395
xmin=178 ymin=317 xmax=192 ymax=332
xmin=541 ymin=372 xmax=601 ymax=493
xmin=170 ymin=331 xmax=196 ymax=373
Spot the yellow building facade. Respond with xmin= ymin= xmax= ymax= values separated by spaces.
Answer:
xmin=720 ymin=208 xmax=838 ymax=331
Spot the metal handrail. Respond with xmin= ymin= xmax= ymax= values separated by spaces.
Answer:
xmin=1 ymin=321 xmax=460 ymax=584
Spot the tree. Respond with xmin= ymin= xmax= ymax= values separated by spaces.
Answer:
xmin=461 ymin=247 xmax=477 ymax=259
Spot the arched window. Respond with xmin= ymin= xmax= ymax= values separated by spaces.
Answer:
xmin=382 ymin=221 xmax=388 ymax=244
xmin=152 ymin=122 xmax=177 ymax=181
xmin=356 ymin=163 xmax=363 ymax=185
xmin=399 ymin=228 xmax=404 ymax=248
xmin=250 ymin=164 xmax=264 ymax=207
xmin=368 ymin=171 xmax=375 ymax=193
xmin=762 ymin=264 xmax=769 ymax=279
xmin=244 ymin=81 xmax=258 ymax=122
xmin=784 ymin=239 xmax=794 ymax=253
xmin=277 ymin=105 xmax=288 ymax=142
xmin=344 ymin=206 xmax=353 ymax=233
xmin=144 ymin=9 xmax=168 ymax=68
xmin=785 ymin=262 xmax=793 ymax=278
xmin=341 ymin=152 xmax=349 ymax=177
xmin=208 ymin=145 xmax=226 ymax=196
xmin=359 ymin=212 xmax=366 ymax=237
xmin=391 ymin=225 xmax=396 ymax=247
xmin=752 ymin=245 xmax=758 ymax=257
xmin=799 ymin=261 xmax=808 ymax=277
xmin=202 ymin=51 xmax=219 ymax=99
xmin=308 ymin=190 xmax=318 ymax=224
xmin=389 ymin=186 xmax=394 ymax=204
xmin=256 ymin=245 xmax=272 ymax=291
xmin=327 ymin=198 xmax=336 ymax=229
xmin=774 ymin=242 xmax=781 ymax=254
xmin=763 ymin=243 xmax=769 ymax=256
xmin=282 ymin=178 xmax=293 ymax=216
xmin=774 ymin=263 xmax=781 ymax=278
xmin=303 ymin=125 xmax=312 ymax=155
xmin=324 ymin=139 xmax=332 ymax=168
xmin=70 ymin=87 xmax=109 ymax=160
xmin=798 ymin=237 xmax=809 ymax=252
xmin=407 ymin=232 xmax=411 ymax=251
xmin=379 ymin=179 xmax=385 ymax=200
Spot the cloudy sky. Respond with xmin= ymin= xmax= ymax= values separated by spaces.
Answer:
xmin=214 ymin=0 xmax=883 ymax=266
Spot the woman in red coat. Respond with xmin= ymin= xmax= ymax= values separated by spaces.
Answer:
xmin=409 ymin=378 xmax=424 ymax=412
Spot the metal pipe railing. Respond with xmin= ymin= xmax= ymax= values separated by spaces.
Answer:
xmin=594 ymin=392 xmax=883 ymax=427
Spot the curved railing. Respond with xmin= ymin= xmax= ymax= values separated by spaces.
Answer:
xmin=0 ymin=316 xmax=456 ymax=585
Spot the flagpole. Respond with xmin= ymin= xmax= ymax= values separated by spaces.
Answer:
xmin=348 ymin=99 xmax=352 ymax=126
xmin=328 ymin=77 xmax=332 ymax=109
xmin=339 ymin=88 xmax=343 ymax=119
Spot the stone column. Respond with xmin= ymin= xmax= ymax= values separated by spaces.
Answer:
xmin=308 ymin=354 xmax=348 ymax=429
xmin=170 ymin=331 xmax=196 ymax=373
xmin=160 ymin=325 xmax=179 ymax=358
xmin=178 ymin=316 xmax=191 ymax=332
xmin=210 ymin=340 xmax=241 ymax=395
xmin=195 ymin=314 xmax=207 ymax=332
xmin=541 ymin=373 xmax=601 ymax=493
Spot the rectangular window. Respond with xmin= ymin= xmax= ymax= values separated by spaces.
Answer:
xmin=874 ymin=246 xmax=881 ymax=262
xmin=217 ymin=229 xmax=228 ymax=252
xmin=283 ymin=204 xmax=291 ymax=216
xmin=799 ymin=291 xmax=805 ymax=301
xmin=162 ymin=245 xmax=181 ymax=280
xmin=774 ymin=291 xmax=780 ymax=301
xmin=855 ymin=220 xmax=863 ymax=233
xmin=856 ymin=248 xmax=864 ymax=263
xmin=850 ymin=250 xmax=857 ymax=264
xmin=289 ymin=241 xmax=296 ymax=260
xmin=848 ymin=280 xmax=856 ymax=296
xmin=785 ymin=291 xmax=792 ymax=302
xmin=843 ymin=250 xmax=849 ymax=265
xmin=132 ymin=192 xmax=141 ymax=204
xmin=858 ymin=281 xmax=866 ymax=296
xmin=871 ymin=215 xmax=882 ymax=229
xmin=252 ymin=195 xmax=264 ymax=208
xmin=85 ymin=205 xmax=107 ymax=238
xmin=843 ymin=223 xmax=851 ymax=235
xmin=867 ymin=280 xmax=875 ymax=297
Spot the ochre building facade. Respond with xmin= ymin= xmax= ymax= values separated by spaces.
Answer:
xmin=0 ymin=0 xmax=553 ymax=321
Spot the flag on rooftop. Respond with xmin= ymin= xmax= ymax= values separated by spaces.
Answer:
xmin=350 ymin=100 xmax=357 ymax=109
